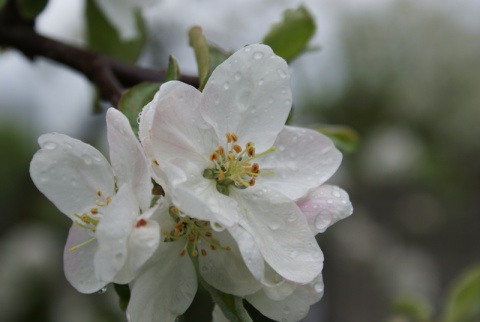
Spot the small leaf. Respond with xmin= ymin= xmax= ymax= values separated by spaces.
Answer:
xmin=165 ymin=55 xmax=181 ymax=81
xmin=15 ymin=0 xmax=48 ymax=20
xmin=85 ymin=0 xmax=145 ymax=63
xmin=118 ymin=82 xmax=161 ymax=135
xmin=262 ymin=5 xmax=316 ymax=62
xmin=188 ymin=26 xmax=211 ymax=91
xmin=444 ymin=264 xmax=480 ymax=322
xmin=209 ymin=44 xmax=231 ymax=73
xmin=316 ymin=125 xmax=359 ymax=153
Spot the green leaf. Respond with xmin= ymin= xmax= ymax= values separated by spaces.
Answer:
xmin=15 ymin=0 xmax=48 ymax=20
xmin=391 ymin=296 xmax=432 ymax=322
xmin=188 ymin=26 xmax=211 ymax=91
xmin=113 ymin=283 xmax=131 ymax=312
xmin=118 ymin=82 xmax=161 ymax=135
xmin=85 ymin=0 xmax=145 ymax=63
xmin=316 ymin=125 xmax=359 ymax=154
xmin=262 ymin=5 xmax=316 ymax=62
xmin=166 ymin=55 xmax=180 ymax=81
xmin=444 ymin=264 xmax=480 ymax=322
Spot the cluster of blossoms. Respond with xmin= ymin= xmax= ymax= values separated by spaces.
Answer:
xmin=30 ymin=44 xmax=352 ymax=322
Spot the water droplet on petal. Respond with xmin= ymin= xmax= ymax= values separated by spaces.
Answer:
xmin=278 ymin=145 xmax=285 ymax=152
xmin=332 ymin=190 xmax=341 ymax=198
xmin=315 ymin=215 xmax=330 ymax=230
xmin=253 ymin=51 xmax=264 ymax=59
xmin=268 ymin=221 xmax=281 ymax=231
xmin=244 ymin=47 xmax=252 ymax=52
xmin=258 ymin=79 xmax=264 ymax=86
xmin=234 ymin=72 xmax=242 ymax=81
xmin=82 ymin=154 xmax=92 ymax=165
xmin=277 ymin=68 xmax=287 ymax=78
xmin=43 ymin=141 xmax=57 ymax=150
xmin=223 ymin=82 xmax=230 ymax=90
xmin=327 ymin=199 xmax=333 ymax=204
xmin=285 ymin=99 xmax=291 ymax=106
xmin=98 ymin=287 xmax=107 ymax=294
xmin=287 ymin=214 xmax=297 ymax=222
xmin=314 ymin=283 xmax=324 ymax=293
xmin=64 ymin=143 xmax=72 ymax=149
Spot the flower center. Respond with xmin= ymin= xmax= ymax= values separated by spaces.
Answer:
xmin=68 ymin=190 xmax=111 ymax=252
xmin=203 ymin=132 xmax=275 ymax=196
xmin=163 ymin=206 xmax=231 ymax=257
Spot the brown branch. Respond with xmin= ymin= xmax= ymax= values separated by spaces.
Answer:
xmin=0 ymin=1 xmax=198 ymax=106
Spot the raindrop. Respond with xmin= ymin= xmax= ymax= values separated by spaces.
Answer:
xmin=314 ymin=283 xmax=324 ymax=293
xmin=287 ymin=214 xmax=296 ymax=222
xmin=268 ymin=221 xmax=281 ymax=231
xmin=223 ymin=82 xmax=230 ymax=90
xmin=82 ymin=155 xmax=92 ymax=165
xmin=244 ymin=47 xmax=252 ymax=52
xmin=43 ymin=141 xmax=57 ymax=150
xmin=253 ymin=51 xmax=264 ymax=59
xmin=327 ymin=199 xmax=333 ymax=204
xmin=258 ymin=79 xmax=264 ymax=86
xmin=277 ymin=68 xmax=287 ymax=78
xmin=332 ymin=190 xmax=341 ymax=198
xmin=98 ymin=287 xmax=107 ymax=294
xmin=234 ymin=72 xmax=242 ymax=81
xmin=64 ymin=143 xmax=73 ymax=149
xmin=278 ymin=145 xmax=285 ymax=152
xmin=285 ymin=99 xmax=291 ymax=106
xmin=40 ymin=176 xmax=48 ymax=183
xmin=315 ymin=215 xmax=330 ymax=230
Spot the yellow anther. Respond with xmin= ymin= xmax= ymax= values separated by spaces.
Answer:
xmin=251 ymin=163 xmax=260 ymax=174
xmin=210 ymin=152 xmax=219 ymax=161
xmin=248 ymin=147 xmax=255 ymax=157
xmin=170 ymin=207 xmax=180 ymax=215
xmin=174 ymin=228 xmax=181 ymax=237
xmin=217 ymin=146 xmax=225 ymax=155
xmin=80 ymin=213 xmax=90 ymax=224
xmin=231 ymin=133 xmax=238 ymax=142
xmin=218 ymin=170 xmax=225 ymax=181
xmin=90 ymin=208 xmax=98 ymax=214
xmin=153 ymin=159 xmax=160 ymax=166
xmin=201 ymin=249 xmax=207 ymax=256
xmin=249 ymin=177 xmax=256 ymax=186
xmin=191 ymin=249 xmax=198 ymax=257
xmin=205 ymin=231 xmax=212 ymax=238
xmin=97 ymin=191 xmax=102 ymax=197
xmin=226 ymin=132 xmax=233 ymax=143
xmin=96 ymin=200 xmax=106 ymax=206
xmin=233 ymin=144 xmax=242 ymax=153
xmin=106 ymin=196 xmax=112 ymax=205
xmin=180 ymin=249 xmax=186 ymax=256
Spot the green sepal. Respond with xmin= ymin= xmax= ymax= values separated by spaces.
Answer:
xmin=86 ymin=0 xmax=146 ymax=63
xmin=188 ymin=26 xmax=211 ymax=91
xmin=316 ymin=125 xmax=359 ymax=154
xmin=262 ymin=5 xmax=316 ymax=62
xmin=113 ymin=283 xmax=131 ymax=312
xmin=209 ymin=44 xmax=232 ymax=73
xmin=444 ymin=264 xmax=480 ymax=322
xmin=166 ymin=55 xmax=181 ymax=81
xmin=203 ymin=168 xmax=216 ymax=179
xmin=118 ymin=82 xmax=161 ymax=136
xmin=15 ymin=0 xmax=48 ymax=20
xmin=216 ymin=183 xmax=230 ymax=196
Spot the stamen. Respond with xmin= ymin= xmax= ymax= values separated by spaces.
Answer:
xmin=233 ymin=144 xmax=242 ymax=153
xmin=226 ymin=132 xmax=233 ymax=143
xmin=96 ymin=200 xmax=106 ymax=206
xmin=201 ymin=249 xmax=207 ymax=256
xmin=153 ymin=159 xmax=160 ymax=166
xmin=69 ymin=237 xmax=96 ymax=252
xmin=217 ymin=146 xmax=225 ymax=155
xmin=209 ymin=152 xmax=219 ymax=161
xmin=231 ymin=133 xmax=238 ymax=142
xmin=90 ymin=208 xmax=98 ymax=214
xmin=106 ymin=196 xmax=112 ymax=205
xmin=97 ymin=191 xmax=102 ymax=197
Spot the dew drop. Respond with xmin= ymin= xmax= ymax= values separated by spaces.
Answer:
xmin=277 ymin=68 xmax=287 ymax=78
xmin=332 ymin=190 xmax=341 ymax=198
xmin=268 ymin=221 xmax=281 ymax=231
xmin=314 ymin=283 xmax=324 ymax=293
xmin=98 ymin=287 xmax=107 ymax=294
xmin=43 ymin=141 xmax=57 ymax=150
xmin=253 ymin=51 xmax=264 ymax=59
xmin=234 ymin=72 xmax=242 ymax=81
xmin=82 ymin=154 xmax=92 ymax=165
xmin=244 ymin=47 xmax=252 ymax=52
xmin=223 ymin=82 xmax=230 ymax=90
xmin=287 ymin=214 xmax=297 ymax=222
xmin=40 ymin=176 xmax=48 ymax=183
xmin=327 ymin=199 xmax=333 ymax=204
xmin=258 ymin=79 xmax=264 ymax=86
xmin=285 ymin=99 xmax=291 ymax=106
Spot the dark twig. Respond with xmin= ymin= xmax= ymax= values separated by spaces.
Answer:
xmin=0 ymin=1 xmax=199 ymax=106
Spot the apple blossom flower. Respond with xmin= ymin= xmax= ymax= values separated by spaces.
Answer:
xmin=138 ymin=44 xmax=342 ymax=284
xmin=30 ymin=108 xmax=160 ymax=293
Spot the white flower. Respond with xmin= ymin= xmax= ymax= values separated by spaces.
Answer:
xmin=139 ymin=44 xmax=342 ymax=284
xmin=30 ymin=108 xmax=159 ymax=293
xmin=126 ymin=199 xmax=261 ymax=322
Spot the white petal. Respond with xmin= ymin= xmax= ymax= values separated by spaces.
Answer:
xmin=63 ymin=224 xmax=106 ymax=293
xmin=198 ymin=230 xmax=260 ymax=296
xmin=260 ymin=126 xmax=343 ymax=200
xmin=114 ymin=209 xmax=160 ymax=284
xmin=246 ymin=273 xmax=324 ymax=322
xmin=260 ymin=264 xmax=296 ymax=301
xmin=227 ymin=225 xmax=264 ymax=282
xmin=201 ymin=44 xmax=292 ymax=152
xmin=94 ymin=184 xmax=139 ymax=284
xmin=163 ymin=159 xmax=239 ymax=227
xmin=232 ymin=188 xmax=324 ymax=284
xmin=127 ymin=241 xmax=197 ymax=322
xmin=297 ymin=185 xmax=353 ymax=234
xmin=148 ymin=81 xmax=217 ymax=167
xmin=107 ymin=108 xmax=152 ymax=211
xmin=30 ymin=133 xmax=115 ymax=220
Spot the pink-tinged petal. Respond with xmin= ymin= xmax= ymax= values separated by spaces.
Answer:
xmin=297 ymin=185 xmax=353 ymax=234
xmin=30 ymin=133 xmax=115 ymax=220
xmin=127 ymin=241 xmax=197 ymax=322
xmin=94 ymin=184 xmax=139 ymax=284
xmin=201 ymin=44 xmax=292 ymax=152
xmin=246 ymin=273 xmax=324 ymax=322
xmin=163 ymin=159 xmax=239 ymax=227
xmin=63 ymin=224 xmax=105 ymax=293
xmin=106 ymin=108 xmax=152 ymax=211
xmin=198 ymin=229 xmax=261 ymax=296
xmin=233 ymin=188 xmax=324 ymax=284
xmin=260 ymin=126 xmax=342 ymax=200
xmin=147 ymin=81 xmax=218 ymax=167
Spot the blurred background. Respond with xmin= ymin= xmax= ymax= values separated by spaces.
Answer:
xmin=1 ymin=0 xmax=479 ymax=321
